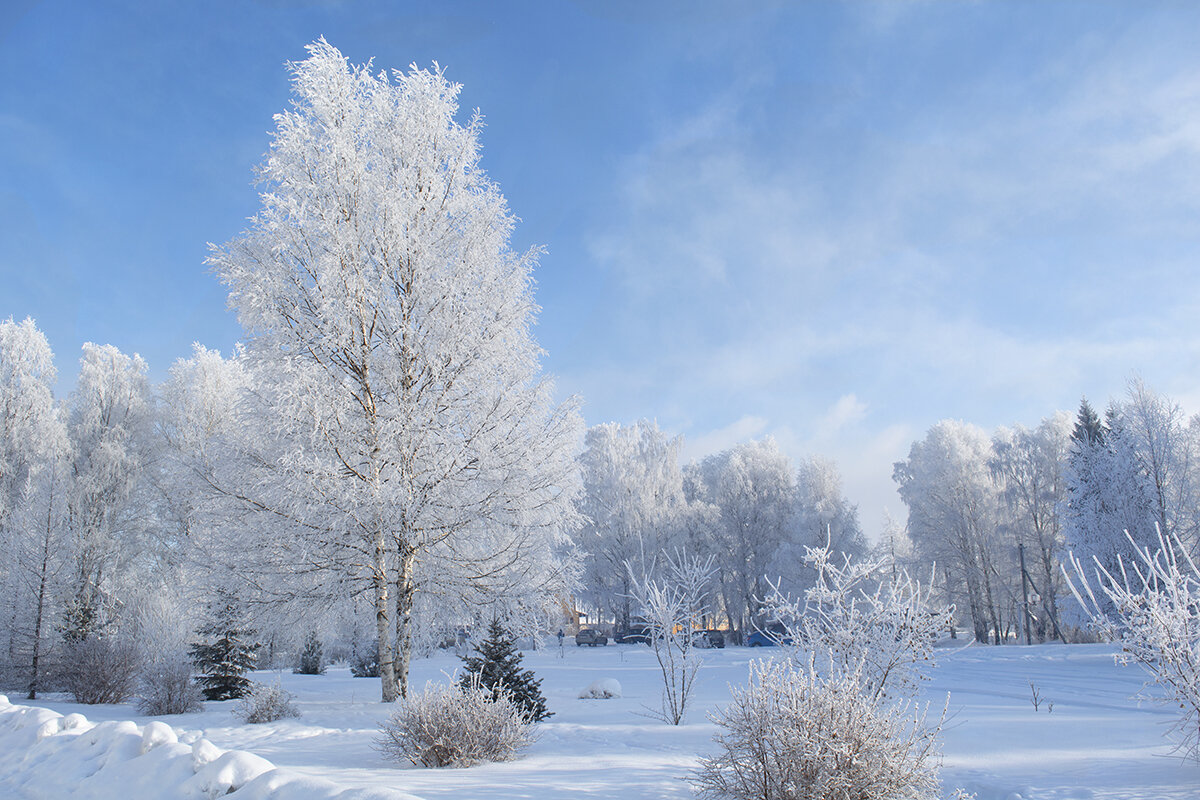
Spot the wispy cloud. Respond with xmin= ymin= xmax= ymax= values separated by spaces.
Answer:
xmin=576 ymin=7 xmax=1200 ymax=535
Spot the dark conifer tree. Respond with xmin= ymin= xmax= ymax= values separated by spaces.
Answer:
xmin=1072 ymin=397 xmax=1106 ymax=446
xmin=294 ymin=630 xmax=325 ymax=675
xmin=350 ymin=637 xmax=380 ymax=678
xmin=189 ymin=590 xmax=259 ymax=700
xmin=460 ymin=619 xmax=551 ymax=721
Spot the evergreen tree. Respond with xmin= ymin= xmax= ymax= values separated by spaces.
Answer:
xmin=1071 ymin=397 xmax=1105 ymax=446
xmin=294 ymin=630 xmax=325 ymax=675
xmin=1065 ymin=403 xmax=1157 ymax=602
xmin=459 ymin=619 xmax=551 ymax=722
xmin=350 ymin=637 xmax=380 ymax=678
xmin=189 ymin=590 xmax=259 ymax=700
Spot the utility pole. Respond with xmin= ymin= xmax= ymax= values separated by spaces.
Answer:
xmin=1019 ymin=543 xmax=1032 ymax=646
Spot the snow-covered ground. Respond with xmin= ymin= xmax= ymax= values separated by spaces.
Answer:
xmin=3 ymin=642 xmax=1198 ymax=799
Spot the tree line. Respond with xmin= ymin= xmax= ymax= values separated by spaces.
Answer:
xmin=894 ymin=380 xmax=1200 ymax=644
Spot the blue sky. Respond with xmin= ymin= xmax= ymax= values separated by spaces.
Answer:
xmin=4 ymin=1 xmax=1200 ymax=535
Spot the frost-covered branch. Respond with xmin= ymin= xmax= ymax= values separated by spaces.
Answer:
xmin=1065 ymin=525 xmax=1200 ymax=760
xmin=762 ymin=543 xmax=952 ymax=701
xmin=628 ymin=549 xmax=714 ymax=725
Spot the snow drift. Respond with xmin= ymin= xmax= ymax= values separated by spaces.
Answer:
xmin=0 ymin=693 xmax=418 ymax=800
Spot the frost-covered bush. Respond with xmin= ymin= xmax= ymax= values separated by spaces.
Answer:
xmin=578 ymin=678 xmax=622 ymax=699
xmin=293 ymin=631 xmax=325 ymax=675
xmin=378 ymin=676 xmax=538 ymax=768
xmin=691 ymin=658 xmax=944 ymax=800
xmin=132 ymin=594 xmax=203 ymax=715
xmin=1067 ymin=527 xmax=1200 ymax=760
xmin=762 ymin=544 xmax=951 ymax=702
xmin=62 ymin=636 xmax=140 ymax=704
xmin=138 ymin=654 xmax=203 ymax=715
xmin=234 ymin=681 xmax=301 ymax=724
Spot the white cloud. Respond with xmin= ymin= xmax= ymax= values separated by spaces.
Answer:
xmin=816 ymin=393 xmax=868 ymax=437
xmin=681 ymin=414 xmax=769 ymax=462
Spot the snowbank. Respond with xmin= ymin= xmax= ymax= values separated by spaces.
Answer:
xmin=0 ymin=694 xmax=419 ymax=800
xmin=577 ymin=678 xmax=622 ymax=699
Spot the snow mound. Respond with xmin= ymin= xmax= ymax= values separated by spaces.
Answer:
xmin=578 ymin=678 xmax=622 ymax=699
xmin=0 ymin=696 xmax=421 ymax=800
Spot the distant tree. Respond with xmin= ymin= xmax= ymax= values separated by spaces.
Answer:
xmin=190 ymin=589 xmax=259 ymax=701
xmin=989 ymin=413 xmax=1072 ymax=640
xmin=132 ymin=592 xmax=202 ymax=715
xmin=0 ymin=318 xmax=65 ymax=534
xmin=687 ymin=439 xmax=795 ymax=638
xmin=207 ymin=39 xmax=582 ymax=702
xmin=773 ymin=456 xmax=867 ymax=597
xmin=63 ymin=343 xmax=154 ymax=642
xmin=1071 ymin=397 xmax=1105 ymax=447
xmin=894 ymin=420 xmax=1007 ymax=644
xmin=294 ymin=630 xmax=325 ymax=675
xmin=1065 ymin=404 xmax=1157 ymax=585
xmin=1121 ymin=380 xmax=1200 ymax=553
xmin=0 ymin=318 xmax=70 ymax=697
xmin=350 ymin=637 xmax=380 ymax=678
xmin=459 ymin=619 xmax=551 ymax=722
xmin=578 ymin=420 xmax=688 ymax=631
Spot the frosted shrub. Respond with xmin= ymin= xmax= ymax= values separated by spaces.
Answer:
xmin=378 ymin=677 xmax=538 ymax=768
xmin=133 ymin=596 xmax=203 ymax=715
xmin=578 ymin=678 xmax=622 ymax=699
xmin=628 ymin=549 xmax=715 ymax=725
xmin=138 ymin=654 xmax=203 ymax=715
xmin=1067 ymin=527 xmax=1200 ymax=760
xmin=762 ymin=544 xmax=951 ymax=702
xmin=234 ymin=681 xmax=301 ymax=724
xmin=691 ymin=658 xmax=944 ymax=800
xmin=63 ymin=637 xmax=141 ymax=704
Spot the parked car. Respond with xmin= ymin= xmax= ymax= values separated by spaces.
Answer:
xmin=613 ymin=623 xmax=652 ymax=644
xmin=691 ymin=629 xmax=726 ymax=649
xmin=575 ymin=628 xmax=608 ymax=647
xmin=746 ymin=623 xmax=792 ymax=647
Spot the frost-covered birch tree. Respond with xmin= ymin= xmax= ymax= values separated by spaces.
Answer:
xmin=989 ymin=412 xmax=1071 ymax=640
xmin=208 ymin=39 xmax=582 ymax=701
xmin=62 ymin=343 xmax=154 ymax=642
xmin=0 ymin=318 xmax=69 ymax=695
xmin=894 ymin=420 xmax=1007 ymax=643
xmin=1120 ymin=380 xmax=1200 ymax=553
xmin=578 ymin=420 xmax=688 ymax=630
xmin=686 ymin=438 xmax=794 ymax=639
xmin=770 ymin=456 xmax=867 ymax=598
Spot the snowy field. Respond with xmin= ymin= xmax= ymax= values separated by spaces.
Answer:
xmin=3 ymin=642 xmax=1199 ymax=800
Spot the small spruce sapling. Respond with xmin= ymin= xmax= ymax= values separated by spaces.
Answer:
xmin=294 ymin=630 xmax=325 ymax=675
xmin=459 ymin=619 xmax=551 ymax=722
xmin=189 ymin=590 xmax=259 ymax=701
xmin=350 ymin=637 xmax=380 ymax=678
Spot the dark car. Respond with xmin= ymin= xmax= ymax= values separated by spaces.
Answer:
xmin=575 ymin=628 xmax=608 ymax=647
xmin=692 ymin=629 xmax=726 ymax=649
xmin=614 ymin=623 xmax=652 ymax=644
xmin=746 ymin=623 xmax=792 ymax=647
